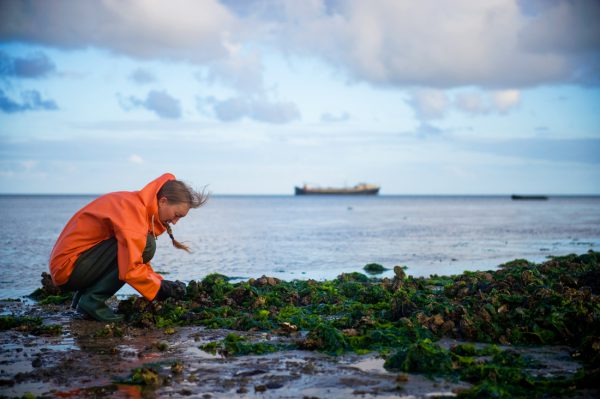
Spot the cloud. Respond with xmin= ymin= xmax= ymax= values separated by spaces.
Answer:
xmin=321 ymin=112 xmax=350 ymax=123
xmin=0 ymin=0 xmax=238 ymax=63
xmin=454 ymin=92 xmax=488 ymax=115
xmin=203 ymin=49 xmax=265 ymax=93
xmin=407 ymin=89 xmax=522 ymax=121
xmin=262 ymin=0 xmax=600 ymax=88
xmin=407 ymin=90 xmax=450 ymax=121
xmin=518 ymin=0 xmax=600 ymax=84
xmin=0 ymin=51 xmax=56 ymax=78
xmin=129 ymin=154 xmax=144 ymax=164
xmin=493 ymin=90 xmax=521 ymax=114
xmin=1 ymin=0 xmax=598 ymax=91
xmin=0 ymin=89 xmax=59 ymax=113
xmin=129 ymin=68 xmax=157 ymax=84
xmin=454 ymin=90 xmax=521 ymax=115
xmin=415 ymin=122 xmax=444 ymax=138
xmin=121 ymin=90 xmax=182 ymax=119
xmin=198 ymin=95 xmax=300 ymax=124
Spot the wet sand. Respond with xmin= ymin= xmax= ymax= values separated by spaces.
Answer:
xmin=0 ymin=299 xmax=591 ymax=399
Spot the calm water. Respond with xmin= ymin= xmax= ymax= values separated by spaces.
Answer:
xmin=1 ymin=195 xmax=599 ymax=299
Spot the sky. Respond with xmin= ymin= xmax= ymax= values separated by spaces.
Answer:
xmin=0 ymin=0 xmax=599 ymax=195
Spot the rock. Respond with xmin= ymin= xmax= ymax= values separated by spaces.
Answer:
xmin=254 ymin=385 xmax=267 ymax=392
xmin=432 ymin=314 xmax=445 ymax=326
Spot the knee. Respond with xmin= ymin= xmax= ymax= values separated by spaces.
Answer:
xmin=143 ymin=233 xmax=157 ymax=263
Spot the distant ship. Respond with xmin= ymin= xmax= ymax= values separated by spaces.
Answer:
xmin=511 ymin=194 xmax=548 ymax=200
xmin=295 ymin=183 xmax=380 ymax=196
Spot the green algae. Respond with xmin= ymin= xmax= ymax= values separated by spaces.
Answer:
xmin=32 ymin=251 xmax=598 ymax=398
xmin=384 ymin=338 xmax=453 ymax=374
xmin=382 ymin=340 xmax=581 ymax=398
xmin=0 ymin=315 xmax=62 ymax=336
xmin=29 ymin=272 xmax=72 ymax=305
xmin=200 ymin=333 xmax=285 ymax=356
xmin=94 ymin=323 xmax=124 ymax=337
xmin=300 ymin=323 xmax=350 ymax=355
xmin=118 ymin=365 xmax=163 ymax=386
xmin=363 ymin=263 xmax=387 ymax=274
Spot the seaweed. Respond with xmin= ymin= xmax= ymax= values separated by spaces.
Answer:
xmin=29 ymin=272 xmax=72 ymax=305
xmin=118 ymin=365 xmax=164 ymax=386
xmin=363 ymin=263 xmax=387 ymax=274
xmin=384 ymin=338 xmax=452 ymax=374
xmin=31 ymin=251 xmax=600 ymax=398
xmin=200 ymin=333 xmax=284 ymax=356
xmin=0 ymin=315 xmax=62 ymax=336
xmin=94 ymin=323 xmax=124 ymax=337
xmin=299 ymin=323 xmax=350 ymax=355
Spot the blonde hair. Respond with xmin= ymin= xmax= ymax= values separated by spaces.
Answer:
xmin=157 ymin=180 xmax=209 ymax=252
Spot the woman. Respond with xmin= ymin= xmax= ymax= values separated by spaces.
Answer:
xmin=49 ymin=173 xmax=207 ymax=322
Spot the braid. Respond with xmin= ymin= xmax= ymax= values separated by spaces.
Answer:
xmin=158 ymin=179 xmax=209 ymax=253
xmin=166 ymin=224 xmax=191 ymax=253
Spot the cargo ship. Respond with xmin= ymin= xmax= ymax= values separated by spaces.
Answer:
xmin=511 ymin=195 xmax=548 ymax=200
xmin=295 ymin=183 xmax=380 ymax=196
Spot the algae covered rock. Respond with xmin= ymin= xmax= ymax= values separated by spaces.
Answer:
xmin=299 ymin=323 xmax=349 ymax=355
xmin=200 ymin=333 xmax=282 ymax=356
xmin=384 ymin=338 xmax=452 ymax=374
xmin=23 ymin=250 xmax=600 ymax=398
xmin=252 ymin=275 xmax=281 ymax=287
xmin=0 ymin=315 xmax=62 ymax=336
xmin=29 ymin=272 xmax=72 ymax=305
xmin=363 ymin=263 xmax=387 ymax=274
xmin=120 ymin=366 xmax=163 ymax=386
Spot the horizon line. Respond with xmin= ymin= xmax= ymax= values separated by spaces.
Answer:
xmin=1 ymin=193 xmax=599 ymax=197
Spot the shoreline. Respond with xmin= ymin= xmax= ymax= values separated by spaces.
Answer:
xmin=1 ymin=252 xmax=599 ymax=398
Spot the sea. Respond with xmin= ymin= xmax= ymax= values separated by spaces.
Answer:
xmin=1 ymin=194 xmax=599 ymax=299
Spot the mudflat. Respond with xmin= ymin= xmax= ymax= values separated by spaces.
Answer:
xmin=1 ymin=252 xmax=599 ymax=398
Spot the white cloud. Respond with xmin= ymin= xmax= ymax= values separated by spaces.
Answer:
xmin=2 ymin=0 xmax=598 ymax=93
xmin=406 ymin=88 xmax=522 ymax=124
xmin=204 ymin=49 xmax=265 ymax=93
xmin=129 ymin=154 xmax=144 ymax=164
xmin=493 ymin=90 xmax=521 ymax=114
xmin=454 ymin=89 xmax=521 ymax=115
xmin=198 ymin=95 xmax=300 ymax=124
xmin=0 ymin=0 xmax=238 ymax=63
xmin=121 ymin=90 xmax=182 ymax=119
xmin=407 ymin=90 xmax=449 ymax=120
xmin=454 ymin=92 xmax=488 ymax=115
xmin=264 ymin=0 xmax=600 ymax=88
xmin=2 ymin=0 xmax=598 ymax=91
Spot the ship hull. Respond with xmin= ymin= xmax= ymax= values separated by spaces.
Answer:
xmin=511 ymin=195 xmax=548 ymax=200
xmin=295 ymin=187 xmax=380 ymax=195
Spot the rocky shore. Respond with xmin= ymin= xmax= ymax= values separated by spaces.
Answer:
xmin=1 ymin=252 xmax=599 ymax=398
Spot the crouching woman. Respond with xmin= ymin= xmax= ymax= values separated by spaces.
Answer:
xmin=49 ymin=173 xmax=207 ymax=322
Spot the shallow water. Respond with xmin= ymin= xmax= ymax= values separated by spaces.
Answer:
xmin=1 ymin=194 xmax=599 ymax=298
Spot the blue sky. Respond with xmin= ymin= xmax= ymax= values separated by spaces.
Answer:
xmin=1 ymin=0 xmax=599 ymax=194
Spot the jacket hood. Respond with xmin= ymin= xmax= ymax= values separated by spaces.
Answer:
xmin=138 ymin=173 xmax=176 ymax=236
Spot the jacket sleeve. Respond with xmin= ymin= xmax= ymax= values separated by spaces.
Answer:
xmin=115 ymin=227 xmax=164 ymax=300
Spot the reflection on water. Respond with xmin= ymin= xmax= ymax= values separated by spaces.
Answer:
xmin=1 ymin=195 xmax=599 ymax=298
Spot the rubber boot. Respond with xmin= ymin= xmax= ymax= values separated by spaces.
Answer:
xmin=76 ymin=267 xmax=125 ymax=322
xmin=71 ymin=291 xmax=82 ymax=309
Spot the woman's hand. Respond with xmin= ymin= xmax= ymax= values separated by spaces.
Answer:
xmin=155 ymin=279 xmax=186 ymax=301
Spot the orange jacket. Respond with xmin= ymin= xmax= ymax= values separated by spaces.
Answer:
xmin=49 ymin=173 xmax=175 ymax=300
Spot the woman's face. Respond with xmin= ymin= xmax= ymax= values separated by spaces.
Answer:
xmin=157 ymin=197 xmax=190 ymax=225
